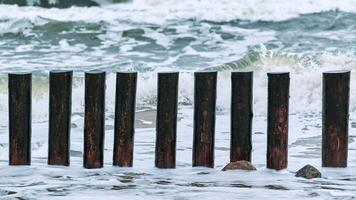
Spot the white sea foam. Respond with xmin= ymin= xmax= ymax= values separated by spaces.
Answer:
xmin=0 ymin=0 xmax=356 ymax=25
xmin=0 ymin=48 xmax=350 ymax=124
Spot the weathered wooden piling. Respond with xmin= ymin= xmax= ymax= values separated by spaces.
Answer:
xmin=267 ymin=72 xmax=289 ymax=170
xmin=230 ymin=71 xmax=253 ymax=162
xmin=155 ymin=72 xmax=179 ymax=168
xmin=84 ymin=71 xmax=105 ymax=169
xmin=113 ymin=72 xmax=137 ymax=167
xmin=322 ymin=71 xmax=350 ymax=168
xmin=193 ymin=72 xmax=217 ymax=168
xmin=9 ymin=73 xmax=32 ymax=165
xmin=48 ymin=71 xmax=72 ymax=166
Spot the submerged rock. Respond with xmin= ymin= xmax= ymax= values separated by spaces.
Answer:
xmin=222 ymin=160 xmax=256 ymax=171
xmin=295 ymin=164 xmax=321 ymax=179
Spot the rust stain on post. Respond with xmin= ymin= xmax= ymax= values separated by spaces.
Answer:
xmin=267 ymin=72 xmax=289 ymax=170
xmin=155 ymin=72 xmax=179 ymax=168
xmin=84 ymin=71 xmax=105 ymax=169
xmin=48 ymin=70 xmax=72 ymax=166
xmin=193 ymin=71 xmax=217 ymax=168
xmin=113 ymin=72 xmax=137 ymax=167
xmin=230 ymin=71 xmax=253 ymax=162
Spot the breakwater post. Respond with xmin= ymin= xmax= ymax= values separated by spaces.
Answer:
xmin=230 ymin=71 xmax=253 ymax=162
xmin=9 ymin=73 xmax=32 ymax=165
xmin=155 ymin=72 xmax=179 ymax=168
xmin=48 ymin=70 xmax=73 ymax=166
xmin=322 ymin=70 xmax=350 ymax=167
xmin=266 ymin=72 xmax=289 ymax=170
xmin=84 ymin=71 xmax=106 ymax=169
xmin=113 ymin=72 xmax=137 ymax=167
xmin=193 ymin=72 xmax=217 ymax=168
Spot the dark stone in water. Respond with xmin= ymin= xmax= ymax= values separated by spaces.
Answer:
xmin=222 ymin=160 xmax=256 ymax=171
xmin=295 ymin=164 xmax=321 ymax=179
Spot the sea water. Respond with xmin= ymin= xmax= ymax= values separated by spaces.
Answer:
xmin=0 ymin=0 xmax=355 ymax=199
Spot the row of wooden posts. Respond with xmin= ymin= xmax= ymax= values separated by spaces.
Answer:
xmin=8 ymin=70 xmax=350 ymax=169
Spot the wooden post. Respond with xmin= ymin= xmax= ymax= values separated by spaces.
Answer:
xmin=267 ymin=72 xmax=289 ymax=170
xmin=113 ymin=72 xmax=137 ymax=167
xmin=84 ymin=71 xmax=105 ymax=169
xmin=48 ymin=71 xmax=73 ymax=166
xmin=193 ymin=72 xmax=217 ymax=168
xmin=9 ymin=73 xmax=31 ymax=165
xmin=322 ymin=70 xmax=350 ymax=167
xmin=230 ymin=71 xmax=253 ymax=162
xmin=155 ymin=72 xmax=179 ymax=168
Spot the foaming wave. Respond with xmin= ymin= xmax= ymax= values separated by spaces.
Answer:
xmin=0 ymin=18 xmax=35 ymax=35
xmin=0 ymin=48 xmax=354 ymax=123
xmin=131 ymin=47 xmax=356 ymax=116
xmin=1 ymin=0 xmax=356 ymax=24
xmin=218 ymin=47 xmax=356 ymax=115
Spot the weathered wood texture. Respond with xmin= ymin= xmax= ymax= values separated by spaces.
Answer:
xmin=9 ymin=73 xmax=32 ymax=165
xmin=155 ymin=72 xmax=179 ymax=168
xmin=267 ymin=72 xmax=289 ymax=170
xmin=193 ymin=72 xmax=217 ymax=168
xmin=322 ymin=71 xmax=350 ymax=168
xmin=230 ymin=71 xmax=253 ymax=162
xmin=48 ymin=71 xmax=72 ymax=166
xmin=113 ymin=72 xmax=137 ymax=167
xmin=84 ymin=71 xmax=105 ymax=169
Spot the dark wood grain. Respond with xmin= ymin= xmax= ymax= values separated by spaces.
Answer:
xmin=322 ymin=70 xmax=350 ymax=167
xmin=9 ymin=73 xmax=32 ymax=165
xmin=267 ymin=72 xmax=289 ymax=170
xmin=155 ymin=72 xmax=179 ymax=168
xmin=193 ymin=71 xmax=217 ymax=168
xmin=48 ymin=70 xmax=72 ymax=166
xmin=113 ymin=72 xmax=137 ymax=167
xmin=84 ymin=71 xmax=105 ymax=169
xmin=231 ymin=71 xmax=253 ymax=162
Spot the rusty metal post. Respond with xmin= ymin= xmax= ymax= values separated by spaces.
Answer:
xmin=193 ymin=71 xmax=217 ymax=168
xmin=113 ymin=72 xmax=137 ymax=167
xmin=231 ymin=71 xmax=253 ymax=162
xmin=84 ymin=71 xmax=105 ymax=169
xmin=9 ymin=73 xmax=32 ymax=165
xmin=48 ymin=70 xmax=72 ymax=166
xmin=267 ymin=72 xmax=289 ymax=170
xmin=155 ymin=72 xmax=179 ymax=168
xmin=322 ymin=70 xmax=350 ymax=167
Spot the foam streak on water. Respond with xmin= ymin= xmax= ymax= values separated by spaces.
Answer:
xmin=0 ymin=0 xmax=355 ymax=199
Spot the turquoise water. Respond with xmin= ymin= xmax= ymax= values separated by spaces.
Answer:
xmin=0 ymin=8 xmax=355 ymax=72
